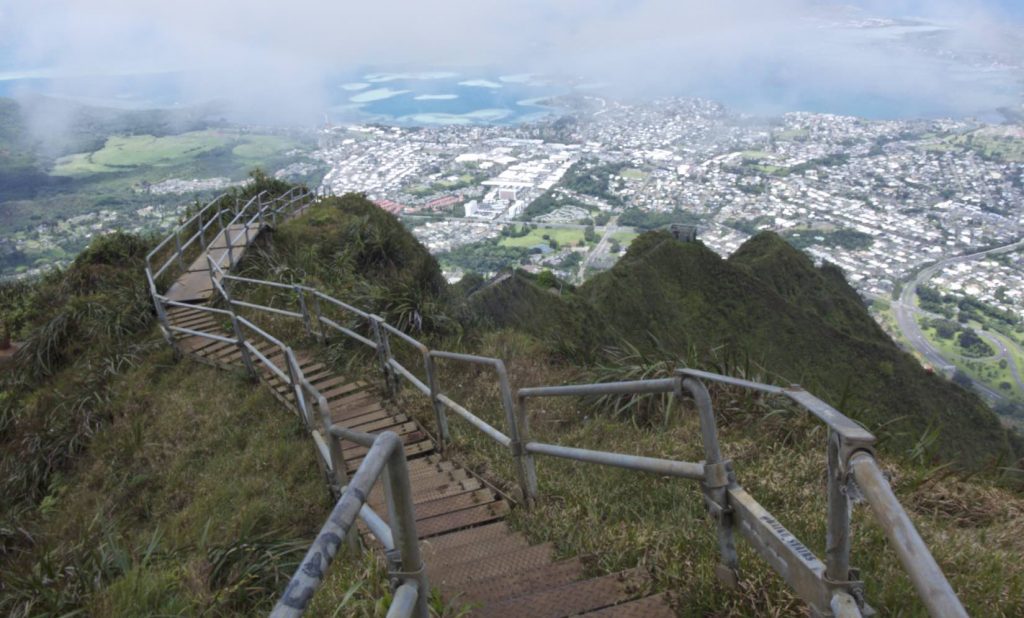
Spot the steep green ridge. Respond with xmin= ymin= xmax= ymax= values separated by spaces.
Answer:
xmin=468 ymin=230 xmax=1013 ymax=468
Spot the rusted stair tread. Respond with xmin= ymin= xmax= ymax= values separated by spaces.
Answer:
xmin=339 ymin=411 xmax=399 ymax=431
xmin=338 ymin=422 xmax=420 ymax=449
xmin=328 ymin=390 xmax=377 ymax=410
xmin=409 ymin=489 xmax=498 ymax=522
xmin=478 ymin=568 xmax=650 ymax=618
xmin=453 ymin=559 xmax=585 ymax=606
xmin=170 ymin=312 xmax=220 ymax=326
xmin=340 ymin=430 xmax=426 ymax=458
xmin=344 ymin=441 xmax=434 ymax=471
xmin=331 ymin=405 xmax=403 ymax=429
xmin=368 ymin=478 xmax=484 ymax=513
xmin=580 ymin=593 xmax=674 ymax=617
xmin=431 ymin=542 xmax=553 ymax=588
xmin=347 ymin=415 xmax=412 ymax=433
xmin=331 ymin=402 xmax=387 ymax=424
xmin=180 ymin=336 xmax=228 ymax=354
xmin=422 ymin=529 xmax=529 ymax=570
xmin=170 ymin=317 xmax=219 ymax=331
xmin=304 ymin=374 xmax=349 ymax=393
xmin=321 ymin=382 xmax=369 ymax=400
xmin=272 ymin=373 xmax=352 ymax=396
xmin=418 ymin=522 xmax=511 ymax=554
xmin=416 ymin=500 xmax=511 ymax=540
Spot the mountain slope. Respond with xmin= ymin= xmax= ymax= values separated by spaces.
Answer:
xmin=460 ymin=230 xmax=1013 ymax=468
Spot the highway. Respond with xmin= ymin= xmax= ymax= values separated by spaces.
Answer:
xmin=892 ymin=237 xmax=1024 ymax=404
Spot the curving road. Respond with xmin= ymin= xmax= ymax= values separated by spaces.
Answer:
xmin=893 ymin=237 xmax=1024 ymax=404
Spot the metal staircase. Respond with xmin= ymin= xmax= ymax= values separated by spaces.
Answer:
xmin=145 ymin=189 xmax=969 ymax=617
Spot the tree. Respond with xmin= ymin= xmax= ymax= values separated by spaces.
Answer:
xmin=536 ymin=270 xmax=557 ymax=288
xmin=548 ymin=239 xmax=559 ymax=250
xmin=952 ymin=369 xmax=972 ymax=389
xmin=583 ymin=225 xmax=596 ymax=243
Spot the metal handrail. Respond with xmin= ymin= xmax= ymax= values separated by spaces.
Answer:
xmin=271 ymin=431 xmax=428 ymax=618
xmin=146 ymin=188 xmax=967 ymax=617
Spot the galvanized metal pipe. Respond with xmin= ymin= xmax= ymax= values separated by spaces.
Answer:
xmin=525 ymin=442 xmax=705 ymax=479
xmin=383 ymin=434 xmax=430 ymax=618
xmin=167 ymin=326 xmax=235 ymax=343
xmin=518 ymin=377 xmax=676 ymax=399
xmin=424 ymin=354 xmax=450 ymax=447
xmin=849 ymin=452 xmax=967 ymax=618
xmin=319 ymin=316 xmax=378 ymax=349
xmin=245 ymin=342 xmax=290 ymax=384
xmin=388 ymin=359 xmax=430 ymax=395
xmin=436 ymin=394 xmax=511 ymax=447
xmin=680 ymin=376 xmax=738 ymax=576
xmin=359 ymin=501 xmax=394 ymax=550
xmin=231 ymin=299 xmax=305 ymax=319
xmin=825 ymin=431 xmax=853 ymax=596
xmin=385 ymin=582 xmax=419 ymax=618
xmin=677 ymin=368 xmax=787 ymax=395
xmin=272 ymin=432 xmax=400 ymax=617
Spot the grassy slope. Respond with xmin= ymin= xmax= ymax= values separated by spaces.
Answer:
xmin=4 ymin=195 xmax=1024 ymax=616
xmin=577 ymin=231 xmax=1012 ymax=469
xmin=390 ymin=331 xmax=1024 ymax=617
xmin=241 ymin=195 xmax=1024 ymax=615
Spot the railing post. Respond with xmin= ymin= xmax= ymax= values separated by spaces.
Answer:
xmin=826 ymin=431 xmax=858 ymax=604
xmin=225 ymin=226 xmax=235 ymax=269
xmin=680 ymin=375 xmax=739 ymax=587
xmin=424 ymin=353 xmax=450 ymax=450
xmin=231 ymin=314 xmax=257 ymax=379
xmin=295 ymin=285 xmax=313 ymax=338
xmin=385 ymin=440 xmax=431 ymax=618
xmin=371 ymin=316 xmax=398 ymax=397
xmin=174 ymin=228 xmax=186 ymax=271
xmin=513 ymin=394 xmax=540 ymax=507
xmin=311 ymin=292 xmax=326 ymax=344
xmin=285 ymin=348 xmax=311 ymax=428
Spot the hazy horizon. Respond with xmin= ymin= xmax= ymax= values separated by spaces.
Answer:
xmin=1 ymin=1 xmax=1022 ymax=126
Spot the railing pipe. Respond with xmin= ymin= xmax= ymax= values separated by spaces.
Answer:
xmin=435 ymin=394 xmax=511 ymax=447
xmin=385 ymin=582 xmax=419 ymax=618
xmin=849 ymin=453 xmax=968 ymax=618
xmin=679 ymin=375 xmax=738 ymax=581
xmin=826 ymin=431 xmax=853 ymax=598
xmin=296 ymin=285 xmax=313 ymax=337
xmin=525 ymin=442 xmax=705 ymax=479
xmin=272 ymin=432 xmax=425 ymax=617
xmin=423 ymin=354 xmax=450 ymax=448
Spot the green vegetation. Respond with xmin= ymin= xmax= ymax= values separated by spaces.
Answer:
xmin=618 ymin=207 xmax=702 ymax=230
xmin=0 ymin=96 xmax=319 ymax=278
xmin=560 ymin=159 xmax=624 ymax=205
xmin=785 ymin=228 xmax=874 ymax=251
xmin=520 ymin=189 xmax=586 ymax=220
xmin=500 ymin=227 xmax=586 ymax=249
xmin=4 ymin=191 xmax=1024 ymax=616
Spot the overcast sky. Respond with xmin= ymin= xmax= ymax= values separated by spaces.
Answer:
xmin=0 ymin=1 xmax=1021 ymax=121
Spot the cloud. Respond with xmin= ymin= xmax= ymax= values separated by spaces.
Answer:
xmin=0 ymin=0 xmax=1021 ymax=124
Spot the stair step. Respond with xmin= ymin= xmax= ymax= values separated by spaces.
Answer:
xmin=580 ymin=592 xmax=674 ymax=617
xmin=423 ymin=530 xmax=529 ymax=570
xmin=479 ymin=568 xmax=649 ymax=618
xmin=447 ymin=558 xmax=584 ymax=605
xmin=429 ymin=541 xmax=549 ymax=589
xmin=419 ymin=522 xmax=512 ymax=554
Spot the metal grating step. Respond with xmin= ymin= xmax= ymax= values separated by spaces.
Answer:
xmin=478 ymin=568 xmax=650 ymax=618
xmin=429 ymin=542 xmax=552 ymax=588
xmin=579 ymin=592 xmax=674 ymax=617
xmin=449 ymin=558 xmax=585 ymax=606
